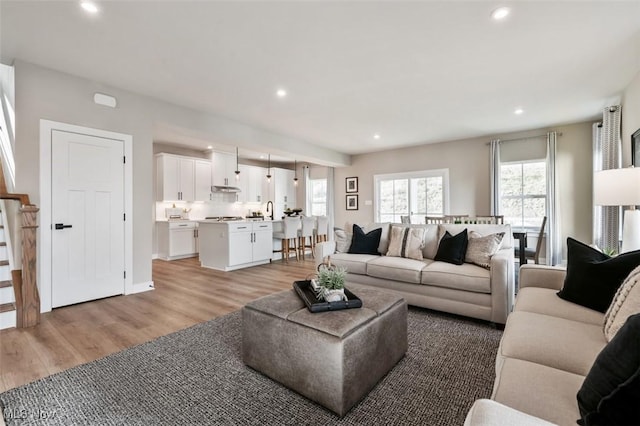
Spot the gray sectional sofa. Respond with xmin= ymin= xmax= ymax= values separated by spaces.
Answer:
xmin=314 ymin=222 xmax=515 ymax=324
xmin=466 ymin=264 xmax=607 ymax=426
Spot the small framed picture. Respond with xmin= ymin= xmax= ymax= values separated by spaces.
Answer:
xmin=633 ymin=128 xmax=640 ymax=166
xmin=346 ymin=194 xmax=358 ymax=210
xmin=345 ymin=177 xmax=358 ymax=193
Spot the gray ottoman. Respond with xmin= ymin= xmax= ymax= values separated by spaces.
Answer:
xmin=242 ymin=285 xmax=408 ymax=416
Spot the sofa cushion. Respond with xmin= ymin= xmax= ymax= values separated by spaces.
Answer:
xmin=386 ymin=226 xmax=425 ymax=260
xmin=435 ymin=229 xmax=468 ymax=265
xmin=465 ymin=231 xmax=504 ymax=269
xmin=558 ymin=237 xmax=640 ymax=313
xmin=604 ymin=265 xmax=640 ymax=342
xmin=577 ymin=313 xmax=640 ymax=426
xmin=464 ymin=399 xmax=557 ymax=426
xmin=421 ymin=261 xmax=491 ymax=293
xmin=329 ymin=252 xmax=379 ymax=275
xmin=349 ymin=224 xmax=382 ymax=255
xmin=499 ymin=311 xmax=606 ymax=376
xmin=514 ymin=287 xmax=604 ymax=325
xmin=492 ymin=357 xmax=584 ymax=426
xmin=366 ymin=256 xmax=431 ymax=284
xmin=345 ymin=222 xmax=391 ymax=254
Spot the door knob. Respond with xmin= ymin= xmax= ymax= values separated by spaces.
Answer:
xmin=54 ymin=223 xmax=73 ymax=230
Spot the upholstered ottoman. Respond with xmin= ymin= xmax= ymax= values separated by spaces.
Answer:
xmin=242 ymin=285 xmax=408 ymax=416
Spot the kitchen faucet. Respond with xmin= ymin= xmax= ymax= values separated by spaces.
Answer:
xmin=266 ymin=201 xmax=274 ymax=220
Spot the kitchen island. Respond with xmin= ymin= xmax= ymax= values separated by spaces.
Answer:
xmin=198 ymin=220 xmax=273 ymax=271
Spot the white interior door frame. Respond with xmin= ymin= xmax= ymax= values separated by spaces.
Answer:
xmin=40 ymin=119 xmax=133 ymax=313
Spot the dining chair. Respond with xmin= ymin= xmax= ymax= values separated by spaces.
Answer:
xmin=515 ymin=216 xmax=547 ymax=264
xmin=298 ymin=216 xmax=316 ymax=259
xmin=400 ymin=215 xmax=411 ymax=224
xmin=425 ymin=216 xmax=446 ymax=224
xmin=315 ymin=216 xmax=329 ymax=243
xmin=471 ymin=215 xmax=504 ymax=224
xmin=272 ymin=217 xmax=300 ymax=262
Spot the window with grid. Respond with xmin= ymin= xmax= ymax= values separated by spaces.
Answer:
xmin=308 ymin=178 xmax=327 ymax=216
xmin=500 ymin=161 xmax=546 ymax=230
xmin=375 ymin=169 xmax=448 ymax=223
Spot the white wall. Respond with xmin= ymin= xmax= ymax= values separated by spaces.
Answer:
xmin=333 ymin=121 xmax=595 ymax=259
xmin=13 ymin=60 xmax=348 ymax=290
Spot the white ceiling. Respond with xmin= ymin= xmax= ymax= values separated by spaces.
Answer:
xmin=2 ymin=1 xmax=639 ymax=158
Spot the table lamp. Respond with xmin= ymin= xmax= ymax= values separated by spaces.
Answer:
xmin=593 ymin=167 xmax=640 ymax=253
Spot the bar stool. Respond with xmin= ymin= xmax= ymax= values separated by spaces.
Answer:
xmin=273 ymin=217 xmax=300 ymax=262
xmin=315 ymin=216 xmax=329 ymax=243
xmin=298 ymin=216 xmax=315 ymax=259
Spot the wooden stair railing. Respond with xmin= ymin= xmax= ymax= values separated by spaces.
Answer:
xmin=0 ymin=159 xmax=40 ymax=328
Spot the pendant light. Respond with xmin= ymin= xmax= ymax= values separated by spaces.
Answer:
xmin=266 ymin=154 xmax=272 ymax=183
xmin=293 ymin=159 xmax=298 ymax=186
xmin=234 ymin=147 xmax=241 ymax=180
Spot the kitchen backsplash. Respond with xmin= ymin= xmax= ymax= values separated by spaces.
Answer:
xmin=155 ymin=196 xmax=265 ymax=221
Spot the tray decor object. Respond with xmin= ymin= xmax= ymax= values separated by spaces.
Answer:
xmin=293 ymin=280 xmax=362 ymax=313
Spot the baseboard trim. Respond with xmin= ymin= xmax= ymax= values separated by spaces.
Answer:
xmin=126 ymin=281 xmax=155 ymax=295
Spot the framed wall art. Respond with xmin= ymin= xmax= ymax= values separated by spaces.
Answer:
xmin=346 ymin=194 xmax=359 ymax=210
xmin=633 ymin=128 xmax=640 ymax=166
xmin=345 ymin=177 xmax=358 ymax=193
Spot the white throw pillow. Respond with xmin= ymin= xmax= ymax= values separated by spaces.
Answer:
xmin=386 ymin=226 xmax=425 ymax=260
xmin=334 ymin=229 xmax=351 ymax=253
xmin=465 ymin=231 xmax=505 ymax=269
xmin=603 ymin=265 xmax=640 ymax=342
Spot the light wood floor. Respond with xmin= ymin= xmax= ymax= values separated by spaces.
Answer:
xmin=0 ymin=256 xmax=316 ymax=393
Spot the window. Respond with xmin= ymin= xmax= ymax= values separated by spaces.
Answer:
xmin=375 ymin=169 xmax=448 ymax=223
xmin=308 ymin=178 xmax=327 ymax=216
xmin=500 ymin=161 xmax=546 ymax=230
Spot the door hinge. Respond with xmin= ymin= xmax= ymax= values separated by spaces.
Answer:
xmin=123 ymin=156 xmax=126 ymax=164
xmin=123 ymin=213 xmax=126 ymax=221
xmin=124 ymin=271 xmax=126 ymax=279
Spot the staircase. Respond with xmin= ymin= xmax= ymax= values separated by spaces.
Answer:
xmin=0 ymin=213 xmax=16 ymax=329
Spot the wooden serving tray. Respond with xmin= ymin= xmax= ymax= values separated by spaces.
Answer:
xmin=293 ymin=280 xmax=362 ymax=313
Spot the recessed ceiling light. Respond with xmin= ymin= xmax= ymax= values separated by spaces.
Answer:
xmin=514 ymin=108 xmax=524 ymax=115
xmin=373 ymin=134 xmax=381 ymax=140
xmin=80 ymin=1 xmax=99 ymax=14
xmin=491 ymin=7 xmax=510 ymax=21
xmin=276 ymin=89 xmax=287 ymax=98
xmin=207 ymin=145 xmax=213 ymax=149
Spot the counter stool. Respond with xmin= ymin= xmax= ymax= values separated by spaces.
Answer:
xmin=273 ymin=217 xmax=300 ymax=262
xmin=315 ymin=216 xmax=329 ymax=243
xmin=298 ymin=216 xmax=315 ymax=259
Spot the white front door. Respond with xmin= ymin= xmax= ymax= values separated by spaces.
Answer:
xmin=51 ymin=130 xmax=125 ymax=307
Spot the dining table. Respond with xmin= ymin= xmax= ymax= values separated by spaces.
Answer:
xmin=512 ymin=231 xmax=527 ymax=265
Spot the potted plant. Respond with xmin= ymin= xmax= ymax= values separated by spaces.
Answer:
xmin=315 ymin=264 xmax=348 ymax=302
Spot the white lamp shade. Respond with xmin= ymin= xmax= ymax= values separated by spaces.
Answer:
xmin=593 ymin=168 xmax=640 ymax=206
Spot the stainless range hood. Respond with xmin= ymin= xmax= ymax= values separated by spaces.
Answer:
xmin=212 ymin=185 xmax=241 ymax=193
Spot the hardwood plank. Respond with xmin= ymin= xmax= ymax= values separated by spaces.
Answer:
xmin=0 ymin=256 xmax=316 ymax=392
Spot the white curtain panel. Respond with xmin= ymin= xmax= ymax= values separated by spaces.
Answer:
xmin=489 ymin=139 xmax=501 ymax=215
xmin=593 ymin=106 xmax=622 ymax=252
xmin=303 ymin=165 xmax=311 ymax=214
xmin=546 ymin=131 xmax=561 ymax=265
xmin=327 ymin=167 xmax=335 ymax=240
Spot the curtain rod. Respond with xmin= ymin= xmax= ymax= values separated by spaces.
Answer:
xmin=487 ymin=132 xmax=562 ymax=145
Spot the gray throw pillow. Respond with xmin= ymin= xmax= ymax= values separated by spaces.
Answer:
xmin=465 ymin=231 xmax=505 ymax=269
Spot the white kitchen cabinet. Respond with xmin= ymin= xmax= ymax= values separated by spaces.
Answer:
xmin=157 ymin=221 xmax=198 ymax=260
xmin=156 ymin=154 xmax=197 ymax=201
xmin=198 ymin=221 xmax=273 ymax=271
xmin=211 ymin=152 xmax=237 ymax=187
xmin=237 ymin=164 xmax=267 ymax=203
xmin=156 ymin=153 xmax=212 ymax=202
xmin=194 ymin=159 xmax=213 ymax=201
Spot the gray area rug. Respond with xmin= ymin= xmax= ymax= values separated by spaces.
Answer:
xmin=1 ymin=307 xmax=502 ymax=425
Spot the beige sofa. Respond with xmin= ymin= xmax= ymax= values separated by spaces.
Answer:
xmin=466 ymin=264 xmax=607 ymax=426
xmin=314 ymin=222 xmax=515 ymax=324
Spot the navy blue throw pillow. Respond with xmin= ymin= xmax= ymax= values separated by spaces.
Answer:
xmin=434 ymin=229 xmax=468 ymax=265
xmin=577 ymin=313 xmax=640 ymax=425
xmin=557 ymin=238 xmax=640 ymax=312
xmin=348 ymin=224 xmax=382 ymax=255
